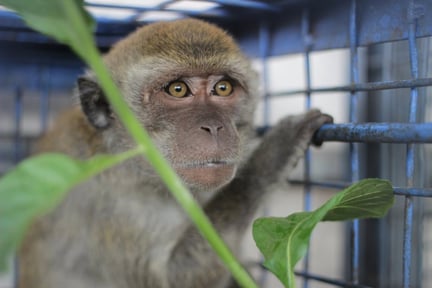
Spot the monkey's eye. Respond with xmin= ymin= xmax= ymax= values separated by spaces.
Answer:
xmin=166 ymin=81 xmax=189 ymax=98
xmin=213 ymin=80 xmax=233 ymax=97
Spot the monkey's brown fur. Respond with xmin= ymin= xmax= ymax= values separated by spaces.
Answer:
xmin=18 ymin=19 xmax=331 ymax=288
xmin=36 ymin=107 xmax=104 ymax=156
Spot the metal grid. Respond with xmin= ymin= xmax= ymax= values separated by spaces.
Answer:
xmin=0 ymin=0 xmax=431 ymax=287
xmin=291 ymin=1 xmax=429 ymax=287
xmin=255 ymin=1 xmax=431 ymax=286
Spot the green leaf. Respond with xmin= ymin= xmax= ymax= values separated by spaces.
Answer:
xmin=0 ymin=149 xmax=140 ymax=271
xmin=0 ymin=0 xmax=95 ymax=61
xmin=252 ymin=178 xmax=394 ymax=288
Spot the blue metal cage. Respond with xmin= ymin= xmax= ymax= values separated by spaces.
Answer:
xmin=0 ymin=0 xmax=431 ymax=287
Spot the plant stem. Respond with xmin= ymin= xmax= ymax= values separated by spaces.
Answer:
xmin=60 ymin=2 xmax=258 ymax=287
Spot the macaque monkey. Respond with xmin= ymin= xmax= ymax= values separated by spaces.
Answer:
xmin=18 ymin=19 xmax=331 ymax=288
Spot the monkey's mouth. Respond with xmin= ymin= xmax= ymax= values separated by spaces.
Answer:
xmin=181 ymin=160 xmax=232 ymax=169
xmin=172 ymin=160 xmax=236 ymax=189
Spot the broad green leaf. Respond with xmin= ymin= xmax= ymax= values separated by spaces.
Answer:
xmin=252 ymin=178 xmax=394 ymax=288
xmin=0 ymin=0 xmax=95 ymax=61
xmin=0 ymin=149 xmax=141 ymax=271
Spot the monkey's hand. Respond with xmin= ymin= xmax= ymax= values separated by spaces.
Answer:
xmin=243 ymin=109 xmax=332 ymax=186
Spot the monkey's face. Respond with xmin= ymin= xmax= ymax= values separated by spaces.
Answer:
xmin=140 ymin=74 xmax=246 ymax=191
xmin=78 ymin=19 xmax=258 ymax=192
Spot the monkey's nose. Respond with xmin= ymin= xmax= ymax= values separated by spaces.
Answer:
xmin=200 ymin=125 xmax=223 ymax=136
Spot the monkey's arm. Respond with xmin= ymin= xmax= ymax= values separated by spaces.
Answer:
xmin=167 ymin=110 xmax=331 ymax=287
xmin=205 ymin=109 xmax=332 ymax=227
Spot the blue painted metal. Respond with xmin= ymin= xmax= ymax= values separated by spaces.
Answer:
xmin=257 ymin=20 xmax=271 ymax=287
xmin=259 ymin=21 xmax=270 ymax=126
xmin=13 ymin=88 xmax=21 ymax=287
xmin=233 ymin=0 xmax=432 ymax=57
xmin=349 ymin=1 xmax=360 ymax=283
xmin=403 ymin=1 xmax=420 ymax=286
xmin=269 ymin=78 xmax=432 ymax=97
xmin=40 ymin=74 xmax=50 ymax=131
xmin=295 ymin=271 xmax=372 ymax=288
xmin=403 ymin=196 xmax=414 ymax=288
xmin=315 ymin=123 xmax=432 ymax=143
xmin=210 ymin=0 xmax=278 ymax=11
xmin=289 ymin=180 xmax=432 ymax=198
xmin=394 ymin=187 xmax=432 ymax=198
xmin=13 ymin=86 xmax=22 ymax=164
xmin=289 ymin=180 xmax=348 ymax=190
xmin=13 ymin=85 xmax=22 ymax=288
xmin=349 ymin=0 xmax=359 ymax=177
xmin=301 ymin=8 xmax=312 ymax=288
xmin=1 ymin=0 xmax=432 ymax=55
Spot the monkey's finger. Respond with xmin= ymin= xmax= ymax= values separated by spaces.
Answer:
xmin=311 ymin=114 xmax=333 ymax=146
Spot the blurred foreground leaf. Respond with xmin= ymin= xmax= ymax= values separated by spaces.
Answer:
xmin=0 ymin=150 xmax=140 ymax=270
xmin=253 ymin=178 xmax=394 ymax=288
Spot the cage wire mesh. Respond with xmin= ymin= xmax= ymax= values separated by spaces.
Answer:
xmin=0 ymin=0 xmax=431 ymax=287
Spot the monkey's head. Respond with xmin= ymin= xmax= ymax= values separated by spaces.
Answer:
xmin=78 ymin=19 xmax=258 ymax=192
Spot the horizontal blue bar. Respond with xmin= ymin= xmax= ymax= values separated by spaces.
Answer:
xmin=212 ymin=0 xmax=278 ymax=11
xmin=289 ymin=180 xmax=432 ymax=197
xmin=295 ymin=271 xmax=372 ymax=288
xmin=314 ymin=123 xmax=432 ymax=143
xmin=270 ymin=78 xmax=432 ymax=97
xmin=394 ymin=187 xmax=432 ymax=197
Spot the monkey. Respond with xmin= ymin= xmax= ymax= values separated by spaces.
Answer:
xmin=17 ymin=18 xmax=332 ymax=288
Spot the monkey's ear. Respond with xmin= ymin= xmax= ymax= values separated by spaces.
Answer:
xmin=77 ymin=76 xmax=112 ymax=129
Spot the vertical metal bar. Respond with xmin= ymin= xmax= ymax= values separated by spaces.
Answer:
xmin=404 ymin=1 xmax=419 ymax=287
xmin=407 ymin=2 xmax=419 ymax=124
xmin=258 ymin=20 xmax=270 ymax=287
xmin=40 ymin=68 xmax=51 ymax=131
xmin=349 ymin=0 xmax=359 ymax=126
xmin=302 ymin=9 xmax=312 ymax=288
xmin=349 ymin=0 xmax=360 ymax=284
xmin=14 ymin=258 xmax=19 ymax=288
xmin=13 ymin=86 xmax=22 ymax=288
xmin=13 ymin=86 xmax=22 ymax=164
xmin=302 ymin=9 xmax=312 ymax=111
xmin=259 ymin=21 xmax=270 ymax=126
